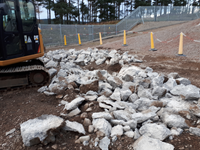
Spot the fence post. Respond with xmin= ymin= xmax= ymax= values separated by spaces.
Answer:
xmin=75 ymin=24 xmax=78 ymax=44
xmin=59 ymin=24 xmax=62 ymax=45
xmin=126 ymin=19 xmax=127 ymax=30
xmin=116 ymin=24 xmax=117 ymax=35
xmin=168 ymin=6 xmax=170 ymax=21
xmin=154 ymin=6 xmax=157 ymax=22
xmin=104 ymin=24 xmax=106 ymax=37
xmin=92 ymin=25 xmax=94 ymax=40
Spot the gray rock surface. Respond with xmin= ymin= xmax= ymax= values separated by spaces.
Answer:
xmin=45 ymin=60 xmax=58 ymax=69
xmin=113 ymin=110 xmax=132 ymax=121
xmin=170 ymin=84 xmax=200 ymax=100
xmin=163 ymin=78 xmax=177 ymax=91
xmin=139 ymin=123 xmax=171 ymax=141
xmin=128 ymin=93 xmax=138 ymax=103
xmin=92 ymin=112 xmax=113 ymax=120
xmin=20 ymin=115 xmax=64 ymax=146
xmin=92 ymin=118 xmax=112 ymax=136
xmin=111 ymin=125 xmax=123 ymax=137
xmin=189 ymin=127 xmax=200 ymax=136
xmin=176 ymin=78 xmax=191 ymax=85
xmin=161 ymin=113 xmax=189 ymax=128
xmin=110 ymin=88 xmax=121 ymax=101
xmin=152 ymin=86 xmax=166 ymax=98
xmin=99 ymin=137 xmax=110 ymax=150
xmin=63 ymin=120 xmax=86 ymax=134
xmin=132 ymin=136 xmax=174 ymax=150
xmin=120 ymin=88 xmax=132 ymax=101
xmin=64 ymin=97 xmax=85 ymax=111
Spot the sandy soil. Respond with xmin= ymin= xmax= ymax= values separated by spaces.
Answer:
xmin=1 ymin=20 xmax=200 ymax=150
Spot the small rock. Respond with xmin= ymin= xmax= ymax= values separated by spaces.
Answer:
xmin=111 ymin=125 xmax=123 ymax=137
xmin=99 ymin=137 xmax=110 ymax=150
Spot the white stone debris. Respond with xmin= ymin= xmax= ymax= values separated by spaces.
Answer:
xmin=110 ymin=125 xmax=123 ymax=137
xmin=92 ymin=118 xmax=112 ymax=136
xmin=139 ymin=123 xmax=171 ymax=141
xmin=6 ymin=128 xmax=16 ymax=136
xmin=99 ymin=136 xmax=110 ymax=150
xmin=64 ymin=97 xmax=85 ymax=111
xmin=132 ymin=136 xmax=174 ymax=150
xmin=33 ymin=48 xmax=200 ymax=149
xmin=20 ymin=115 xmax=64 ymax=146
xmin=63 ymin=120 xmax=86 ymax=135
xmin=92 ymin=112 xmax=113 ymax=120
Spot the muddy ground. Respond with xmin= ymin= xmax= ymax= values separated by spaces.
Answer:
xmin=1 ymin=23 xmax=200 ymax=150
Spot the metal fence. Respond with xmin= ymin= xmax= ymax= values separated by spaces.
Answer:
xmin=40 ymin=6 xmax=200 ymax=47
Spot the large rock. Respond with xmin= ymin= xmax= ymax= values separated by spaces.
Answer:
xmin=111 ymin=125 xmax=123 ymax=137
xmin=99 ymin=137 xmax=110 ymax=150
xmin=53 ymin=54 xmax=62 ymax=62
xmin=151 ymin=75 xmax=164 ymax=88
xmin=92 ymin=118 xmax=112 ymax=136
xmin=168 ymin=72 xmax=179 ymax=79
xmin=113 ymin=110 xmax=132 ymax=121
xmin=110 ymin=88 xmax=121 ymax=101
xmin=170 ymin=84 xmax=200 ymax=100
xmin=48 ymin=68 xmax=57 ymax=78
xmin=137 ymin=85 xmax=152 ymax=99
xmin=45 ymin=60 xmax=58 ymax=69
xmin=133 ymin=98 xmax=154 ymax=111
xmin=64 ymin=97 xmax=85 ymax=111
xmin=107 ymin=76 xmax=123 ymax=89
xmin=176 ymin=78 xmax=191 ymax=86
xmin=63 ymin=120 xmax=85 ymax=134
xmin=189 ymin=127 xmax=200 ymax=136
xmin=74 ymin=53 xmax=86 ymax=66
xmin=132 ymin=136 xmax=174 ymax=150
xmin=152 ymin=86 xmax=167 ymax=99
xmin=98 ymin=99 xmax=125 ymax=110
xmin=99 ymin=81 xmax=112 ymax=91
xmin=132 ymin=107 xmax=159 ymax=123
xmin=120 ymin=88 xmax=132 ymax=101
xmin=92 ymin=112 xmax=113 ymax=120
xmin=139 ymin=123 xmax=171 ymax=141
xmin=118 ymin=66 xmax=142 ymax=79
xmin=110 ymin=119 xmax=137 ymax=130
xmin=163 ymin=78 xmax=177 ymax=91
xmin=20 ymin=115 xmax=64 ymax=146
xmin=128 ymin=93 xmax=138 ymax=103
xmin=160 ymin=113 xmax=189 ymax=128
xmin=96 ymin=58 xmax=106 ymax=65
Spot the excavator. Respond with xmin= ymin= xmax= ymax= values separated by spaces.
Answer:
xmin=0 ymin=0 xmax=49 ymax=90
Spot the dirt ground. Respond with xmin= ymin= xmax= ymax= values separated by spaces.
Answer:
xmin=1 ymin=21 xmax=200 ymax=150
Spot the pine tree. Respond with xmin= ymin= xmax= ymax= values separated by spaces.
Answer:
xmin=41 ymin=0 xmax=54 ymax=24
xmin=173 ymin=0 xmax=187 ymax=6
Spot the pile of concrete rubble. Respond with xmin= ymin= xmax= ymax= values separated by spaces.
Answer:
xmin=20 ymin=48 xmax=200 ymax=150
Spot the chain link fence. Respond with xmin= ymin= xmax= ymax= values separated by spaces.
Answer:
xmin=40 ymin=6 xmax=200 ymax=47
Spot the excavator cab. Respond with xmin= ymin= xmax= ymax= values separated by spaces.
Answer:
xmin=0 ymin=0 xmax=49 ymax=90
xmin=0 ymin=0 xmax=45 ymax=66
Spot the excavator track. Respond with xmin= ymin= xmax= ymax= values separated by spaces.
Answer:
xmin=0 ymin=60 xmax=50 ymax=92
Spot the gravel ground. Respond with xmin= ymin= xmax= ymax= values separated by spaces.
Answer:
xmin=132 ymin=21 xmax=187 ymax=32
xmin=101 ymin=19 xmax=200 ymax=61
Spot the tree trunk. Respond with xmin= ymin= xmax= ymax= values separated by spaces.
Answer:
xmin=81 ymin=0 xmax=83 ymax=23
xmin=48 ymin=1 xmax=51 ymax=24
xmin=78 ymin=0 xmax=80 ymax=24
